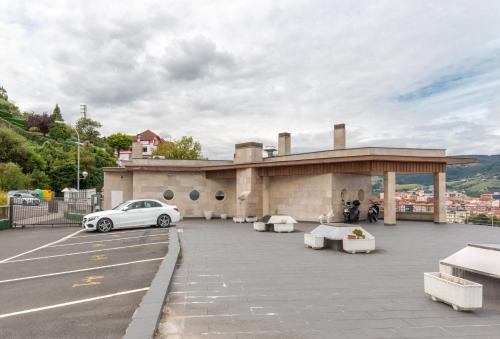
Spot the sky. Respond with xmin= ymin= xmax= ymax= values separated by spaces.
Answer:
xmin=1 ymin=0 xmax=500 ymax=159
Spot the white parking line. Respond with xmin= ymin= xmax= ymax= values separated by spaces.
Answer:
xmin=48 ymin=233 xmax=169 ymax=248
xmin=0 ymin=257 xmax=164 ymax=284
xmin=73 ymin=228 xmax=169 ymax=239
xmin=1 ymin=242 xmax=169 ymax=264
xmin=0 ymin=287 xmax=149 ymax=319
xmin=0 ymin=229 xmax=84 ymax=264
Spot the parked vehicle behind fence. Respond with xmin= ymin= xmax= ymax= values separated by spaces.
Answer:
xmin=8 ymin=192 xmax=40 ymax=206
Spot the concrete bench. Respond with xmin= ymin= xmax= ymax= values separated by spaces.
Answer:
xmin=304 ymin=224 xmax=375 ymax=253
xmin=438 ymin=244 xmax=500 ymax=304
xmin=253 ymin=215 xmax=297 ymax=233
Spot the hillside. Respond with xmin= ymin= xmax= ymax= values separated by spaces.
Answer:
xmin=0 ymin=88 xmax=117 ymax=194
xmin=372 ymin=154 xmax=500 ymax=196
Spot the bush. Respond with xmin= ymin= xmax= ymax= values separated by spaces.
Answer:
xmin=0 ymin=162 xmax=26 ymax=191
xmin=0 ymin=191 xmax=7 ymax=205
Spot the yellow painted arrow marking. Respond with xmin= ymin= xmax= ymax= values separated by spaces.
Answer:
xmin=91 ymin=254 xmax=107 ymax=261
xmin=72 ymin=276 xmax=103 ymax=288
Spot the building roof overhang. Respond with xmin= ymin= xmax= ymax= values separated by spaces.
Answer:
xmin=103 ymin=154 xmax=476 ymax=175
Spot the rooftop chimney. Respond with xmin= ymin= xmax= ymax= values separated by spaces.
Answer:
xmin=334 ymin=124 xmax=346 ymax=150
xmin=278 ymin=132 xmax=291 ymax=156
xmin=132 ymin=141 xmax=142 ymax=159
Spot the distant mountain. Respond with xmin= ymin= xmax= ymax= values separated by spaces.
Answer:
xmin=395 ymin=154 xmax=500 ymax=196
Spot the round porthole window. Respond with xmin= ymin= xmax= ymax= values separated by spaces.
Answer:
xmin=163 ymin=190 xmax=174 ymax=200
xmin=189 ymin=190 xmax=200 ymax=201
xmin=358 ymin=189 xmax=365 ymax=201
xmin=215 ymin=191 xmax=225 ymax=201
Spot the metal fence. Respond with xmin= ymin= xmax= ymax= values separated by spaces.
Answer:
xmin=10 ymin=190 xmax=102 ymax=228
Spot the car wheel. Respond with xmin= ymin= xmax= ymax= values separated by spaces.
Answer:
xmin=22 ymin=200 xmax=27 ymax=206
xmin=157 ymin=214 xmax=171 ymax=228
xmin=97 ymin=218 xmax=113 ymax=233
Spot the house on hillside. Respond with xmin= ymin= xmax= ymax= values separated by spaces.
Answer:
xmin=118 ymin=130 xmax=168 ymax=160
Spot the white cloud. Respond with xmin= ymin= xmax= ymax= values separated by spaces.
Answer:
xmin=1 ymin=0 xmax=499 ymax=159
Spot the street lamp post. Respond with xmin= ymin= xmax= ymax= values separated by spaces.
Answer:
xmin=55 ymin=121 xmax=82 ymax=190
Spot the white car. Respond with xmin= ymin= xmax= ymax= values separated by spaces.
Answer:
xmin=82 ymin=199 xmax=181 ymax=232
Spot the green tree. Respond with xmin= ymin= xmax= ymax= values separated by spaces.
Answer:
xmin=0 ymin=126 xmax=46 ymax=173
xmin=0 ymin=162 xmax=26 ymax=191
xmin=107 ymin=133 xmax=132 ymax=153
xmin=51 ymin=104 xmax=63 ymax=122
xmin=48 ymin=161 xmax=77 ymax=193
xmin=76 ymin=118 xmax=102 ymax=143
xmin=49 ymin=123 xmax=71 ymax=140
xmin=30 ymin=168 xmax=50 ymax=189
xmin=153 ymin=136 xmax=203 ymax=160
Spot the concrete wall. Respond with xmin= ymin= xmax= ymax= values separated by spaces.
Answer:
xmin=103 ymin=171 xmax=133 ymax=210
xmin=267 ymin=173 xmax=371 ymax=222
xmin=379 ymin=211 xmax=434 ymax=222
xmin=103 ymin=169 xmax=373 ymax=221
xmin=131 ymin=171 xmax=236 ymax=218
xmin=268 ymin=174 xmax=333 ymax=222
xmin=332 ymin=173 xmax=372 ymax=222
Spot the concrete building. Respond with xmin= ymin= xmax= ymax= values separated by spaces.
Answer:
xmin=103 ymin=124 xmax=475 ymax=224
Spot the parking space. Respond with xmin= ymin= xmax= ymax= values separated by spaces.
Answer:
xmin=0 ymin=227 xmax=170 ymax=339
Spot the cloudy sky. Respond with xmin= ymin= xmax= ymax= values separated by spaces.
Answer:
xmin=1 ymin=0 xmax=500 ymax=159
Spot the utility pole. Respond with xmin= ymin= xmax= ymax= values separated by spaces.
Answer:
xmin=80 ymin=104 xmax=87 ymax=119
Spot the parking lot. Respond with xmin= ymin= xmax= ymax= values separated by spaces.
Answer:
xmin=0 ymin=226 xmax=169 ymax=339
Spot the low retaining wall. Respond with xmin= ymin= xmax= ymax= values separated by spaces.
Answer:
xmin=0 ymin=219 xmax=10 ymax=230
xmin=123 ymin=227 xmax=180 ymax=339
xmin=379 ymin=211 xmax=434 ymax=222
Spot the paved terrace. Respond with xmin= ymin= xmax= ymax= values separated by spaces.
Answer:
xmin=158 ymin=220 xmax=500 ymax=339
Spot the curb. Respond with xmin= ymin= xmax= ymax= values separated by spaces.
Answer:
xmin=123 ymin=226 xmax=180 ymax=339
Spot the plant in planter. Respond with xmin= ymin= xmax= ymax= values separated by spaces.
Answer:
xmin=352 ymin=228 xmax=365 ymax=239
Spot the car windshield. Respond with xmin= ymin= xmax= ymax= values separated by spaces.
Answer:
xmin=112 ymin=202 xmax=129 ymax=210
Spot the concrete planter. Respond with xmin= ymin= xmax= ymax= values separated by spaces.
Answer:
xmin=220 ymin=213 xmax=228 ymax=220
xmin=246 ymin=216 xmax=258 ymax=223
xmin=253 ymin=222 xmax=266 ymax=231
xmin=273 ymin=223 xmax=294 ymax=233
xmin=342 ymin=236 xmax=375 ymax=253
xmin=204 ymin=211 xmax=214 ymax=220
xmin=304 ymin=234 xmax=324 ymax=249
xmin=424 ymin=272 xmax=482 ymax=311
xmin=233 ymin=217 xmax=245 ymax=223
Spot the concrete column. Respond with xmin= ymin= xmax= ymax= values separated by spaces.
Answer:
xmin=236 ymin=168 xmax=263 ymax=218
xmin=278 ymin=132 xmax=291 ymax=156
xmin=262 ymin=176 xmax=270 ymax=215
xmin=334 ymin=124 xmax=346 ymax=150
xmin=384 ymin=171 xmax=396 ymax=225
xmin=434 ymin=172 xmax=446 ymax=224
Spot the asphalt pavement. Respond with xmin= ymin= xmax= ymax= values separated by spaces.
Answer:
xmin=0 ymin=226 xmax=169 ymax=339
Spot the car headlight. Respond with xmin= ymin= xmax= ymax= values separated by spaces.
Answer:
xmin=87 ymin=216 xmax=98 ymax=222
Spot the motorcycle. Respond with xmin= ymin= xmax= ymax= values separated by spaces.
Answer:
xmin=368 ymin=202 xmax=380 ymax=223
xmin=343 ymin=200 xmax=360 ymax=223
